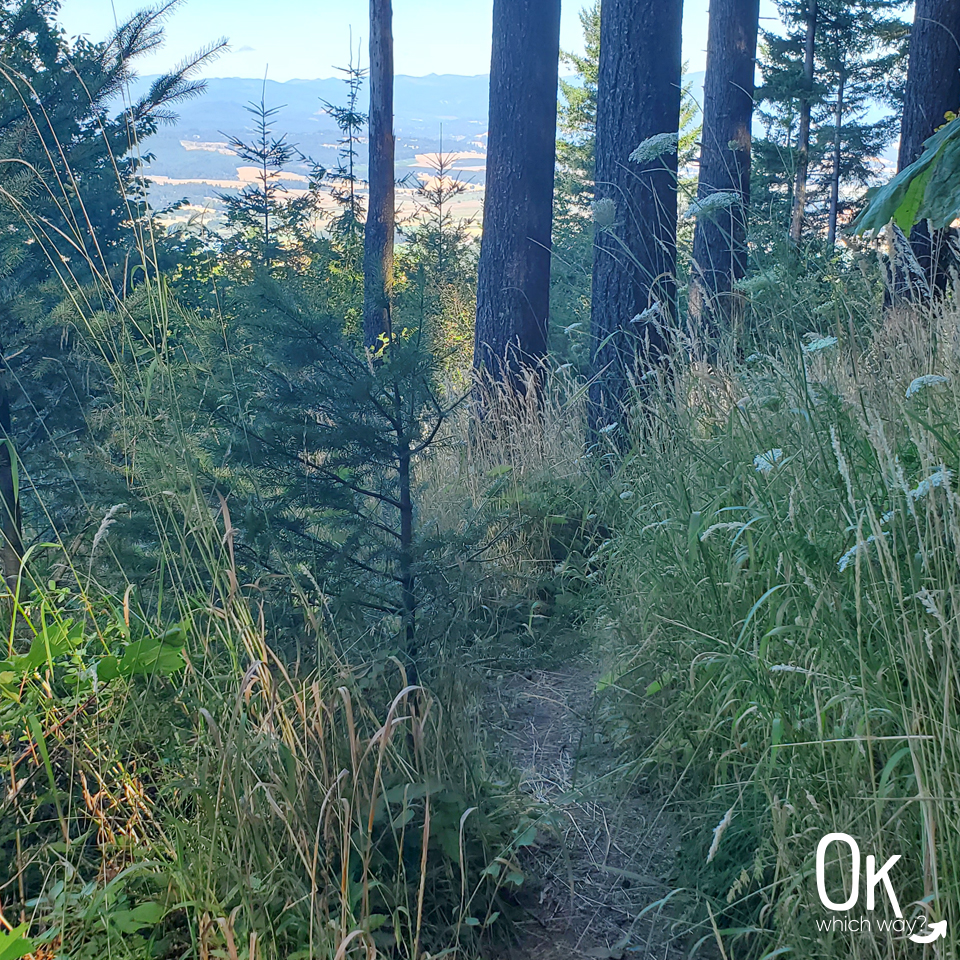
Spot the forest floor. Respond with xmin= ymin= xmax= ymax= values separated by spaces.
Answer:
xmin=484 ymin=660 xmax=687 ymax=960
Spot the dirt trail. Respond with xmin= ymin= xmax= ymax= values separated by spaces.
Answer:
xmin=486 ymin=662 xmax=686 ymax=960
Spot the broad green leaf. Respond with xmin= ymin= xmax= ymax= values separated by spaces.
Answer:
xmin=118 ymin=636 xmax=185 ymax=677
xmin=853 ymin=116 xmax=960 ymax=236
xmin=513 ymin=823 xmax=537 ymax=847
xmin=920 ymin=135 xmax=960 ymax=227
xmin=0 ymin=924 xmax=34 ymax=960
xmin=96 ymin=655 xmax=121 ymax=682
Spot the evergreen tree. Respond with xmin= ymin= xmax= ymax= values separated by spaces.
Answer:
xmin=401 ymin=148 xmax=478 ymax=365
xmin=322 ymin=54 xmax=368 ymax=240
xmin=218 ymin=96 xmax=322 ymax=272
xmin=689 ymin=0 xmax=761 ymax=341
xmin=589 ymin=0 xmax=683 ymax=430
xmin=364 ymin=0 xmax=395 ymax=347
xmin=474 ymin=0 xmax=561 ymax=386
xmin=552 ymin=2 xmax=698 ymax=370
xmin=186 ymin=265 xmax=468 ymax=668
xmin=756 ymin=0 xmax=908 ymax=242
xmin=812 ymin=1 xmax=908 ymax=242
xmin=896 ymin=0 xmax=960 ymax=295
xmin=0 ymin=0 xmax=221 ymax=580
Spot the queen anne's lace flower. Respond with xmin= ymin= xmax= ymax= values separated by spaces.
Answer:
xmin=802 ymin=336 xmax=838 ymax=354
xmin=838 ymin=533 xmax=888 ymax=572
xmin=684 ymin=191 xmax=739 ymax=219
xmin=905 ymin=374 xmax=950 ymax=398
xmin=629 ymin=132 xmax=678 ymax=163
xmin=591 ymin=198 xmax=616 ymax=228
xmin=908 ymin=467 xmax=952 ymax=501
xmin=754 ymin=448 xmax=785 ymax=475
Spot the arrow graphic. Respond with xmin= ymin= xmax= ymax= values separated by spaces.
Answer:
xmin=908 ymin=920 xmax=947 ymax=944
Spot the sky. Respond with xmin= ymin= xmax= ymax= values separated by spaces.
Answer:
xmin=56 ymin=0 xmax=783 ymax=82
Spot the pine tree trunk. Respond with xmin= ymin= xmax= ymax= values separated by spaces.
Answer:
xmin=363 ymin=0 xmax=395 ymax=348
xmin=790 ymin=0 xmax=818 ymax=243
xmin=896 ymin=0 xmax=960 ymax=295
xmin=473 ymin=0 xmax=561 ymax=386
xmin=0 ymin=350 xmax=21 ymax=591
xmin=827 ymin=70 xmax=845 ymax=245
xmin=589 ymin=0 xmax=683 ymax=428
xmin=397 ymin=439 xmax=416 ymax=670
xmin=689 ymin=0 xmax=760 ymax=344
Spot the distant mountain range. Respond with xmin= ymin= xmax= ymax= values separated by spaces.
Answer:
xmin=131 ymin=74 xmax=492 ymax=220
xmin=130 ymin=72 xmax=706 ymax=228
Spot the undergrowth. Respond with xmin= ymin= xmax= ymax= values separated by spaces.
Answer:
xmin=591 ymin=296 xmax=960 ymax=958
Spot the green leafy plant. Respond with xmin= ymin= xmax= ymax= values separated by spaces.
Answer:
xmin=853 ymin=114 xmax=960 ymax=235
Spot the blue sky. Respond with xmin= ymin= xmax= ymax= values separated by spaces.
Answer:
xmin=57 ymin=0 xmax=783 ymax=81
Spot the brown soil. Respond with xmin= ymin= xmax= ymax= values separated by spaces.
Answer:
xmin=484 ymin=662 xmax=688 ymax=960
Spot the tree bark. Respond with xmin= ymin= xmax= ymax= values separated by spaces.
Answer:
xmin=827 ymin=69 xmax=845 ymax=245
xmin=689 ymin=0 xmax=760 ymax=344
xmin=589 ymin=0 xmax=683 ymax=428
xmin=473 ymin=0 xmax=561 ymax=385
xmin=397 ymin=438 xmax=416 ymax=670
xmin=789 ymin=0 xmax=818 ymax=243
xmin=896 ymin=0 xmax=960 ymax=295
xmin=363 ymin=0 xmax=395 ymax=348
xmin=0 ymin=347 xmax=21 ymax=591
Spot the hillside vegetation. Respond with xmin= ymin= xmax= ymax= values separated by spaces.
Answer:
xmin=1 ymin=1 xmax=959 ymax=959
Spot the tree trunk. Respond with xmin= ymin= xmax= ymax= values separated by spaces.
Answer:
xmin=589 ymin=0 xmax=683 ymax=428
xmin=397 ymin=439 xmax=416 ymax=671
xmin=790 ymin=0 xmax=818 ymax=243
xmin=896 ymin=0 xmax=960 ymax=295
xmin=473 ymin=0 xmax=561 ymax=385
xmin=689 ymin=0 xmax=760 ymax=344
xmin=0 ymin=348 xmax=21 ymax=591
xmin=827 ymin=69 xmax=845 ymax=245
xmin=363 ymin=0 xmax=395 ymax=348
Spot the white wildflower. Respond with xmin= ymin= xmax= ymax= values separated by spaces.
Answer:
xmin=908 ymin=467 xmax=952 ymax=501
xmin=619 ymin=490 xmax=634 ymax=500
xmin=802 ymin=335 xmax=838 ymax=354
xmin=685 ymin=191 xmax=739 ymax=220
xmin=591 ymin=198 xmax=617 ymax=228
xmin=905 ymin=374 xmax=950 ymax=398
xmin=754 ymin=448 xmax=785 ymax=475
xmin=837 ymin=542 xmax=863 ymax=572
xmin=880 ymin=510 xmax=895 ymax=525
xmin=629 ymin=132 xmax=678 ymax=163
xmin=837 ymin=532 xmax=888 ymax=572
xmin=599 ymin=422 xmax=619 ymax=434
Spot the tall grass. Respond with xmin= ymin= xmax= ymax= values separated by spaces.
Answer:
xmin=594 ymin=296 xmax=960 ymax=957
xmin=0 ymin=78 xmax=530 ymax=960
